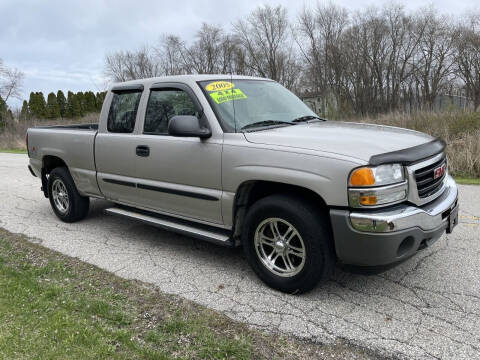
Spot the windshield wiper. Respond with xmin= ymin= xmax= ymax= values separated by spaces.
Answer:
xmin=292 ymin=115 xmax=326 ymax=123
xmin=240 ymin=120 xmax=296 ymax=131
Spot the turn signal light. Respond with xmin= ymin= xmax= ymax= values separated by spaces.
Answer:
xmin=350 ymin=168 xmax=375 ymax=186
xmin=359 ymin=195 xmax=377 ymax=205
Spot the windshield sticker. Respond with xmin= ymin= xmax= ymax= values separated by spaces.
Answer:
xmin=205 ymin=81 xmax=235 ymax=92
xmin=209 ymin=89 xmax=247 ymax=104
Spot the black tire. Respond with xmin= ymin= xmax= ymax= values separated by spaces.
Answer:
xmin=242 ymin=194 xmax=335 ymax=294
xmin=48 ymin=167 xmax=89 ymax=223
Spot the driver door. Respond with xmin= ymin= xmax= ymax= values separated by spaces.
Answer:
xmin=133 ymin=83 xmax=223 ymax=225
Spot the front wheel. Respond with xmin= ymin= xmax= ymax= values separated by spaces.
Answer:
xmin=242 ymin=194 xmax=335 ymax=294
xmin=48 ymin=167 xmax=89 ymax=222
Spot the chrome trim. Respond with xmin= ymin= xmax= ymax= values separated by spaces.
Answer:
xmin=406 ymin=152 xmax=446 ymax=206
xmin=348 ymin=181 xmax=408 ymax=208
xmin=105 ymin=207 xmax=232 ymax=245
xmin=350 ymin=176 xmax=458 ymax=233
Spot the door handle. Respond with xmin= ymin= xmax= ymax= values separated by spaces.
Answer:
xmin=136 ymin=145 xmax=150 ymax=157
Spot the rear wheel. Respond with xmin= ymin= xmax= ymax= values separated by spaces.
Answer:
xmin=242 ymin=194 xmax=335 ymax=294
xmin=48 ymin=167 xmax=89 ymax=222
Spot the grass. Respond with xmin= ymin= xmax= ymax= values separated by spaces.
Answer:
xmin=454 ymin=177 xmax=480 ymax=185
xmin=0 ymin=228 xmax=376 ymax=360
xmin=0 ymin=148 xmax=26 ymax=154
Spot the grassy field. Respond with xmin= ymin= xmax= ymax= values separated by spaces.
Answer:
xmin=0 ymin=228 xmax=376 ymax=360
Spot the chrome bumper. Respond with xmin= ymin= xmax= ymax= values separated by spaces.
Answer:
xmin=350 ymin=176 xmax=458 ymax=233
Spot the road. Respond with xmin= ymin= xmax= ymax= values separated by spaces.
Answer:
xmin=1 ymin=153 xmax=479 ymax=359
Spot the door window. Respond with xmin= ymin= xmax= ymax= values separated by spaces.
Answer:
xmin=144 ymin=89 xmax=200 ymax=135
xmin=107 ymin=91 xmax=142 ymax=133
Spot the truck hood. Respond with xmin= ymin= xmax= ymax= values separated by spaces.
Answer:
xmin=243 ymin=121 xmax=433 ymax=163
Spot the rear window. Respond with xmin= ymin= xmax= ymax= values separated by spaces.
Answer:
xmin=107 ymin=91 xmax=142 ymax=133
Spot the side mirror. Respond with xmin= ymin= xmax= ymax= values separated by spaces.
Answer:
xmin=168 ymin=115 xmax=212 ymax=139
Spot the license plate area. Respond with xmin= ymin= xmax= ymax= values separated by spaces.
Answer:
xmin=446 ymin=203 xmax=459 ymax=233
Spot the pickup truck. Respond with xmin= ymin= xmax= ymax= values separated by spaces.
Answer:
xmin=27 ymin=75 xmax=459 ymax=294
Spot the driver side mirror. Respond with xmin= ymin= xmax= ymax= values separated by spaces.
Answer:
xmin=168 ymin=115 xmax=212 ymax=139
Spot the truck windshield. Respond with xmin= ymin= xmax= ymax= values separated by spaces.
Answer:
xmin=198 ymin=79 xmax=318 ymax=132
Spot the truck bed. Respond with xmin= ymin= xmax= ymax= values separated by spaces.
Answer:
xmin=27 ymin=124 xmax=101 ymax=197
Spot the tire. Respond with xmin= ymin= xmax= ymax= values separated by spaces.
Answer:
xmin=48 ymin=167 xmax=89 ymax=223
xmin=242 ymin=194 xmax=335 ymax=294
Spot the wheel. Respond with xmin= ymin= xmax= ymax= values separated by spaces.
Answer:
xmin=242 ymin=194 xmax=335 ymax=294
xmin=48 ymin=167 xmax=89 ymax=222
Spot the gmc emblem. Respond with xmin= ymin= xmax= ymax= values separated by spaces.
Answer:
xmin=433 ymin=163 xmax=446 ymax=179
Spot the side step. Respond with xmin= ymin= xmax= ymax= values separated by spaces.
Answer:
xmin=105 ymin=206 xmax=233 ymax=247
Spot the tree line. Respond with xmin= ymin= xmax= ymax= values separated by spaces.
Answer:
xmin=20 ymin=90 xmax=106 ymax=120
xmin=104 ymin=3 xmax=480 ymax=115
xmin=1 ymin=57 xmax=106 ymax=128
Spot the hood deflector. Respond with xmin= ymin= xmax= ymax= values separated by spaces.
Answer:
xmin=369 ymin=138 xmax=446 ymax=166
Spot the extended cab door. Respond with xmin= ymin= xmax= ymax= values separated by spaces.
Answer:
xmin=95 ymin=85 xmax=144 ymax=205
xmin=133 ymin=82 xmax=223 ymax=225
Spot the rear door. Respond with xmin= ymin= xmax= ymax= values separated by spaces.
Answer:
xmin=95 ymin=85 xmax=144 ymax=205
xmin=133 ymin=82 xmax=223 ymax=225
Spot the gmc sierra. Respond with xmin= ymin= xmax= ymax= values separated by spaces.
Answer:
xmin=26 ymin=75 xmax=459 ymax=293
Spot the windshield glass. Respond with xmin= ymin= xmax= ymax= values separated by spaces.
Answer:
xmin=198 ymin=79 xmax=317 ymax=132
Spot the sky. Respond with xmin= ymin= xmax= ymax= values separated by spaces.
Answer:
xmin=1 ymin=0 xmax=479 ymax=108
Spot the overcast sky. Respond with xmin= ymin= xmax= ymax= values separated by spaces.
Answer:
xmin=1 ymin=0 xmax=479 ymax=108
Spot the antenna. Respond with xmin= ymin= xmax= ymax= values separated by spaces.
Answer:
xmin=231 ymin=66 xmax=237 ymax=133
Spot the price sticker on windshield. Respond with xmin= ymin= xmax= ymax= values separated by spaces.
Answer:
xmin=209 ymin=89 xmax=248 ymax=104
xmin=205 ymin=81 xmax=235 ymax=92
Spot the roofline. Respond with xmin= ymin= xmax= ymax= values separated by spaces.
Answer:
xmin=109 ymin=74 xmax=272 ymax=89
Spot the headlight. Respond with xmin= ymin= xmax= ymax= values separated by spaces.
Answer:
xmin=349 ymin=164 xmax=404 ymax=187
xmin=348 ymin=164 xmax=407 ymax=208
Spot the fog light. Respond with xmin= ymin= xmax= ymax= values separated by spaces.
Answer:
xmin=350 ymin=217 xmax=395 ymax=232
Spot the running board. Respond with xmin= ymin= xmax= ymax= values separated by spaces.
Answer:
xmin=104 ymin=206 xmax=233 ymax=247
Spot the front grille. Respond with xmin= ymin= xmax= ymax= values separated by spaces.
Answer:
xmin=414 ymin=155 xmax=447 ymax=198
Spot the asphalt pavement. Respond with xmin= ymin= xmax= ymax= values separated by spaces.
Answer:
xmin=1 ymin=153 xmax=479 ymax=359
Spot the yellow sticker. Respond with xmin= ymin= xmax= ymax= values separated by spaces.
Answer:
xmin=209 ymin=89 xmax=248 ymax=104
xmin=205 ymin=81 xmax=235 ymax=92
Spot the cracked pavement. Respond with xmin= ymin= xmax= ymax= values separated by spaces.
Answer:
xmin=1 ymin=153 xmax=479 ymax=359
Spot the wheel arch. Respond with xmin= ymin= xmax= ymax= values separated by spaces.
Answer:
xmin=231 ymin=180 xmax=329 ymax=244
xmin=41 ymin=155 xmax=69 ymax=198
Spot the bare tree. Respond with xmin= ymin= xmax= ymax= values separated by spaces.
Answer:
xmin=104 ymin=47 xmax=161 ymax=82
xmin=0 ymin=58 xmax=24 ymax=102
xmin=454 ymin=13 xmax=480 ymax=110
xmin=296 ymin=3 xmax=349 ymax=96
xmin=156 ymin=35 xmax=188 ymax=75
xmin=186 ymin=23 xmax=226 ymax=73
xmin=233 ymin=5 xmax=301 ymax=88
xmin=413 ymin=8 xmax=456 ymax=110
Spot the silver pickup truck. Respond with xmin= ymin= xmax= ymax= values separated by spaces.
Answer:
xmin=27 ymin=75 xmax=459 ymax=293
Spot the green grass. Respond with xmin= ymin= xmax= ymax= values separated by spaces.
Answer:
xmin=454 ymin=177 xmax=480 ymax=185
xmin=0 ymin=228 xmax=374 ymax=360
xmin=0 ymin=148 xmax=27 ymax=154
xmin=0 ymin=229 xmax=250 ymax=359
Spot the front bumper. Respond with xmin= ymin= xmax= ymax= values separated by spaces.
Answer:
xmin=330 ymin=176 xmax=458 ymax=266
